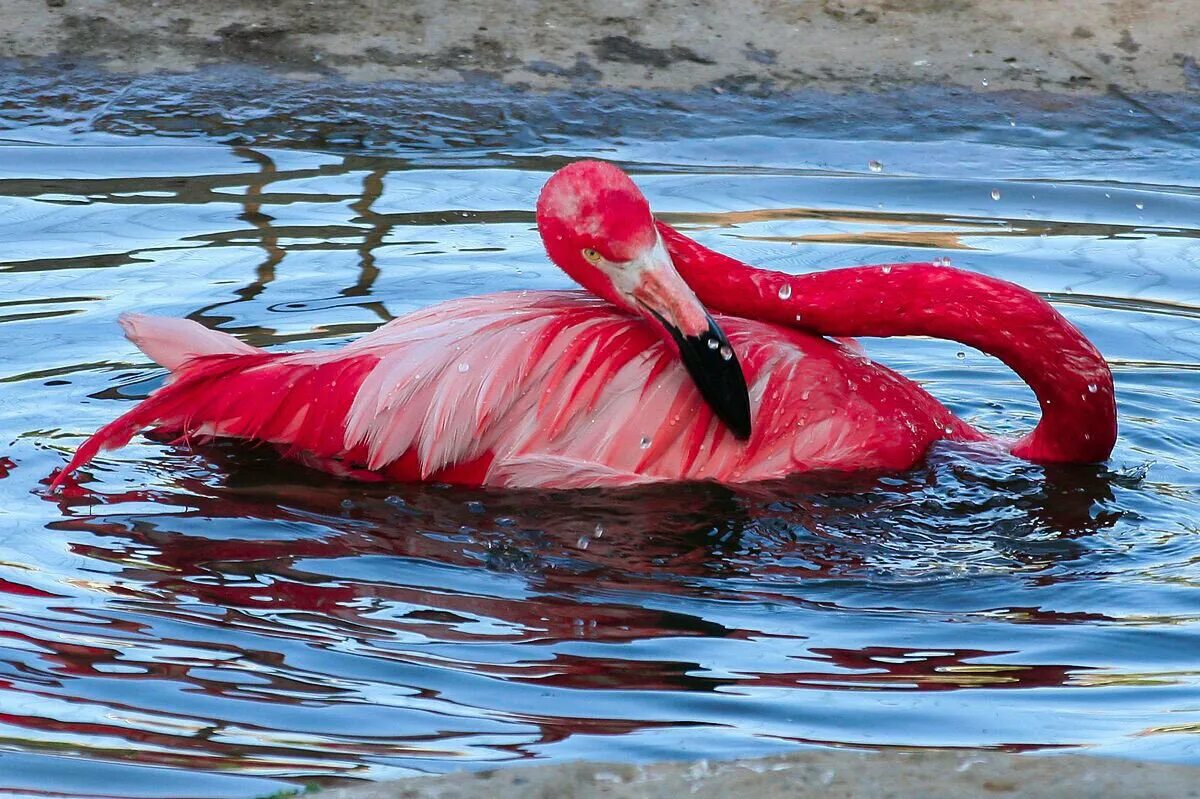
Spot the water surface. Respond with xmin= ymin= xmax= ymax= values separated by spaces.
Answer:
xmin=1 ymin=71 xmax=1199 ymax=798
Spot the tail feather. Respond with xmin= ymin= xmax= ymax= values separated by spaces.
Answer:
xmin=51 ymin=411 xmax=142 ymax=491
xmin=51 ymin=316 xmax=267 ymax=490
xmin=50 ymin=354 xmax=267 ymax=490
xmin=119 ymin=313 xmax=259 ymax=371
xmin=51 ymin=339 xmax=381 ymax=491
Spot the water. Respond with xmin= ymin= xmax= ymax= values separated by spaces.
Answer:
xmin=1 ymin=69 xmax=1200 ymax=797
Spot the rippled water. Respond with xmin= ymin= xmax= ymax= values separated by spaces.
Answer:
xmin=1 ymin=70 xmax=1199 ymax=797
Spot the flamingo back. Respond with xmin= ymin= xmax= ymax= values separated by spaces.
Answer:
xmin=56 ymin=291 xmax=973 ymax=489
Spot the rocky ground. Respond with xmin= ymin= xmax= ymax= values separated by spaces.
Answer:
xmin=2 ymin=0 xmax=1198 ymax=94
xmin=317 ymin=749 xmax=1200 ymax=799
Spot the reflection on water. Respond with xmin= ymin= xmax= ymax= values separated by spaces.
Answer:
xmin=1 ymin=71 xmax=1200 ymax=797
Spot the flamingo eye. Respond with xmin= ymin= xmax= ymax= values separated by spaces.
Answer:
xmin=581 ymin=248 xmax=602 ymax=264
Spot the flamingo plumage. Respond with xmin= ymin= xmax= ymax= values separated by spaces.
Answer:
xmin=50 ymin=161 xmax=1116 ymax=491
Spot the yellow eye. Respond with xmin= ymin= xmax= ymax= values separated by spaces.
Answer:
xmin=581 ymin=247 xmax=602 ymax=264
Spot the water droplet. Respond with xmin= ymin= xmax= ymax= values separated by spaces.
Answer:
xmin=794 ymin=313 xmax=803 ymax=322
xmin=1087 ymin=383 xmax=1098 ymax=393
xmin=466 ymin=500 xmax=485 ymax=513
xmin=1135 ymin=202 xmax=1144 ymax=210
xmin=706 ymin=338 xmax=720 ymax=350
xmin=719 ymin=345 xmax=733 ymax=361
xmin=778 ymin=284 xmax=793 ymax=300
xmin=955 ymin=351 xmax=966 ymax=359
xmin=340 ymin=498 xmax=355 ymax=509
xmin=639 ymin=436 xmax=651 ymax=449
xmin=457 ymin=362 xmax=470 ymax=373
xmin=576 ymin=536 xmax=590 ymax=550
xmin=933 ymin=256 xmax=952 ymax=267
xmin=495 ymin=516 xmax=517 ymax=527
xmin=385 ymin=495 xmax=405 ymax=507
xmin=981 ymin=79 xmax=989 ymax=87
xmin=868 ymin=159 xmax=883 ymax=173
xmin=881 ymin=265 xmax=893 ymax=274
xmin=800 ymin=390 xmax=811 ymax=400
xmin=944 ymin=425 xmax=954 ymax=435
xmin=990 ymin=188 xmax=1001 ymax=201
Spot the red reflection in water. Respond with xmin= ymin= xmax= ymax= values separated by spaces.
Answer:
xmin=14 ymin=443 xmax=1121 ymax=779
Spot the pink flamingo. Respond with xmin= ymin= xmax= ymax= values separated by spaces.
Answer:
xmin=50 ymin=161 xmax=1116 ymax=490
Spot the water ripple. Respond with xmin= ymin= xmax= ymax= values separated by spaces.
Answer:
xmin=0 ymin=74 xmax=1199 ymax=796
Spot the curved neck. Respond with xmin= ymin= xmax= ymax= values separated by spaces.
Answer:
xmin=658 ymin=221 xmax=1117 ymax=464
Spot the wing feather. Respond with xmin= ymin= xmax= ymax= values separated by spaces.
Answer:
xmin=56 ymin=289 xmax=952 ymax=490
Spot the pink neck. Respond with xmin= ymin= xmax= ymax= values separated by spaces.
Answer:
xmin=658 ymin=222 xmax=1117 ymax=464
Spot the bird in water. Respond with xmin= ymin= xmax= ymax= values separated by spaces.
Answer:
xmin=50 ymin=161 xmax=1116 ymax=490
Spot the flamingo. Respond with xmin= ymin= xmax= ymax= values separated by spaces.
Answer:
xmin=50 ymin=161 xmax=1116 ymax=491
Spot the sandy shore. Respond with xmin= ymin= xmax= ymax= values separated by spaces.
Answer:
xmin=317 ymin=749 xmax=1200 ymax=799
xmin=2 ymin=0 xmax=1198 ymax=94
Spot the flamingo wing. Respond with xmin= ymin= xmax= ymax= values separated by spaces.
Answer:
xmin=53 ymin=293 xmax=967 ymax=490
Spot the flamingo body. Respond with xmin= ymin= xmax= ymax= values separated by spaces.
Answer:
xmin=51 ymin=161 xmax=1115 ymax=491
xmin=58 ymin=294 xmax=977 ymax=489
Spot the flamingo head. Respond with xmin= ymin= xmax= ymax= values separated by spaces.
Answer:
xmin=536 ymin=160 xmax=751 ymax=440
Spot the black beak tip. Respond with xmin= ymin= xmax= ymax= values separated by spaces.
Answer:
xmin=657 ymin=311 xmax=753 ymax=442
xmin=727 ymin=409 xmax=752 ymax=441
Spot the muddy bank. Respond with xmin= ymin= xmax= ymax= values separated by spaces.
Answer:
xmin=316 ymin=749 xmax=1200 ymax=799
xmin=2 ymin=0 xmax=1198 ymax=94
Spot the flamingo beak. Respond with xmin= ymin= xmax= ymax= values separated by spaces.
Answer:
xmin=628 ymin=238 xmax=752 ymax=441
